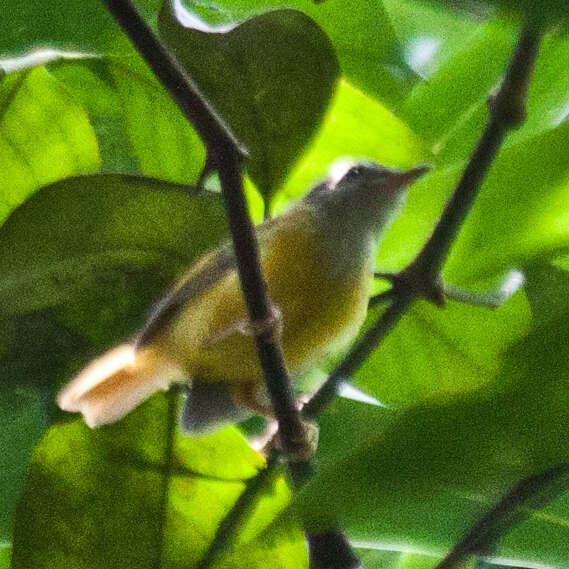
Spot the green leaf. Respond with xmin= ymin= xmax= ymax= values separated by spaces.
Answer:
xmin=273 ymin=79 xmax=429 ymax=212
xmin=48 ymin=56 xmax=206 ymax=181
xmin=416 ymin=0 xmax=568 ymax=25
xmin=179 ymin=0 xmax=418 ymax=106
xmin=0 ymin=0 xmax=161 ymax=55
xmin=0 ymin=174 xmax=227 ymax=318
xmin=377 ymin=117 xmax=569 ymax=286
xmin=0 ymin=174 xmax=229 ymax=544
xmin=300 ymin=309 xmax=569 ymax=566
xmin=0 ymin=65 xmax=100 ymax=223
xmin=353 ymin=293 xmax=529 ymax=407
xmin=399 ymin=19 xmax=516 ymax=154
xmin=158 ymin=4 xmax=339 ymax=199
xmin=524 ymin=261 xmax=569 ymax=327
xmin=383 ymin=0 xmax=482 ymax=79
xmin=11 ymin=394 xmax=304 ymax=568
xmin=0 ymin=545 xmax=11 ymax=569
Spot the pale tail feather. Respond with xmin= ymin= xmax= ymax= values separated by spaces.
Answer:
xmin=57 ymin=344 xmax=185 ymax=428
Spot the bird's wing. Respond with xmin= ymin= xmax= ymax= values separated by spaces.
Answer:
xmin=137 ymin=245 xmax=237 ymax=346
xmin=136 ymin=216 xmax=283 ymax=347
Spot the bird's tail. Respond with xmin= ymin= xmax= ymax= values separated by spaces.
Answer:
xmin=57 ymin=344 xmax=185 ymax=428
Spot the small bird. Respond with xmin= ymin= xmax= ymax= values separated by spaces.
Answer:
xmin=58 ymin=160 xmax=428 ymax=433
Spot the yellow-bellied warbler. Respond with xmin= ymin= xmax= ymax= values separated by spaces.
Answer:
xmin=58 ymin=160 xmax=428 ymax=432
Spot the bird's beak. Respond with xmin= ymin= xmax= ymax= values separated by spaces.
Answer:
xmin=392 ymin=164 xmax=431 ymax=188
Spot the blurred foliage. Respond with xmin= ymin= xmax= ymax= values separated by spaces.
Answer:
xmin=2 ymin=0 xmax=569 ymax=568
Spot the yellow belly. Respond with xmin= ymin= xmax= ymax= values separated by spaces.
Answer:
xmin=160 ymin=210 xmax=372 ymax=384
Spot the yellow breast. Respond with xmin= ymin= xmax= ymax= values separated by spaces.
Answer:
xmin=160 ymin=206 xmax=373 ymax=384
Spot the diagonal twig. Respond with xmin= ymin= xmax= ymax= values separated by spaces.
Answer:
xmin=306 ymin=20 xmax=543 ymax=419
xmin=435 ymin=464 xmax=569 ymax=569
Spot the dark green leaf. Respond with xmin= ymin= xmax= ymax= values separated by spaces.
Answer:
xmin=174 ymin=0 xmax=418 ymax=106
xmin=0 ymin=387 xmax=44 ymax=541
xmin=158 ymin=5 xmax=339 ymax=199
xmin=524 ymin=262 xmax=569 ymax=327
xmin=0 ymin=174 xmax=229 ymax=544
xmin=0 ymin=174 xmax=227 ymax=318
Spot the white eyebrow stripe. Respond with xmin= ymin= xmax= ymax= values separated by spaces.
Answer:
xmin=328 ymin=159 xmax=357 ymax=186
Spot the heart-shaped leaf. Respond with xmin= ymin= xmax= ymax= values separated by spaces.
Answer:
xmin=158 ymin=3 xmax=339 ymax=201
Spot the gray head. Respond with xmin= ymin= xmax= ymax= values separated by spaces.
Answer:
xmin=304 ymin=159 xmax=429 ymax=237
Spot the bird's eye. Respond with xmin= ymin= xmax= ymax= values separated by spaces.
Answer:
xmin=345 ymin=166 xmax=362 ymax=180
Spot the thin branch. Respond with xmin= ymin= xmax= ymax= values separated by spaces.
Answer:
xmin=297 ymin=23 xmax=543 ymax=568
xmin=101 ymin=2 xmax=354 ymax=567
xmin=103 ymin=0 xmax=308 ymax=465
xmin=406 ymin=23 xmax=542 ymax=285
xmin=306 ymin=21 xmax=543 ymax=419
xmin=368 ymin=288 xmax=396 ymax=308
xmin=197 ymin=450 xmax=281 ymax=569
xmin=435 ymin=464 xmax=569 ymax=569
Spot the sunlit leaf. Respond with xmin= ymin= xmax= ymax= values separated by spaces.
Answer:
xmin=49 ymin=57 xmax=206 ymax=182
xmin=11 ymin=395 xmax=304 ymax=568
xmin=0 ymin=65 xmax=100 ymax=223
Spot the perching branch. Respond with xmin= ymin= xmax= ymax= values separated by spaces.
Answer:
xmin=101 ymin=1 xmax=355 ymax=568
xmin=103 ymin=0 xmax=310 ymax=467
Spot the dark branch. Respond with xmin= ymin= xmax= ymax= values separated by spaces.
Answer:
xmin=101 ymin=2 xmax=354 ymax=567
xmin=435 ymin=464 xmax=569 ymax=569
xmin=305 ymin=21 xmax=543 ymax=419
xmin=406 ymin=23 xmax=542 ymax=284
